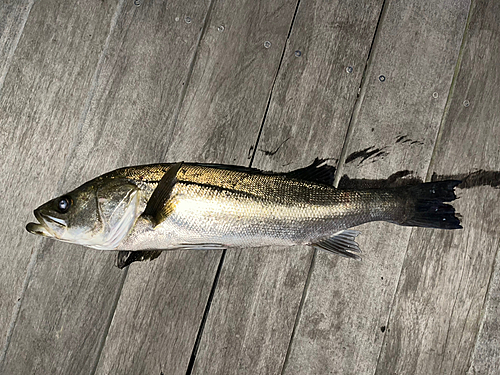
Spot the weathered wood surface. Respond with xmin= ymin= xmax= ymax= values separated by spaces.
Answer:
xmin=0 ymin=0 xmax=119 ymax=366
xmin=1 ymin=0 xmax=499 ymax=374
xmin=283 ymin=0 xmax=470 ymax=374
xmin=94 ymin=0 xmax=299 ymax=374
xmin=377 ymin=1 xmax=500 ymax=373
xmin=1 ymin=0 xmax=214 ymax=373
xmin=465 ymin=3 xmax=500 ymax=373
xmin=191 ymin=0 xmax=385 ymax=373
xmin=0 ymin=0 xmax=33 ymax=90
xmin=0 ymin=0 xmax=33 ymax=347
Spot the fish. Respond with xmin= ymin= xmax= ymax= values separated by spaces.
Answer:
xmin=26 ymin=160 xmax=462 ymax=268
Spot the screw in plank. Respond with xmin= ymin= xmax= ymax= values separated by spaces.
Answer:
xmin=378 ymin=75 xmax=386 ymax=82
xmin=432 ymin=92 xmax=438 ymax=99
xmin=346 ymin=66 xmax=353 ymax=74
xmin=463 ymin=100 xmax=470 ymax=107
xmin=185 ymin=16 xmax=192 ymax=24
xmin=294 ymin=50 xmax=302 ymax=57
xmin=264 ymin=41 xmax=272 ymax=48
xmin=218 ymin=25 xmax=225 ymax=32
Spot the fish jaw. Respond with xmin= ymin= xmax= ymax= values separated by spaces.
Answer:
xmin=26 ymin=210 xmax=61 ymax=238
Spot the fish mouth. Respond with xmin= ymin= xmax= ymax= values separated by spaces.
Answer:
xmin=26 ymin=211 xmax=65 ymax=237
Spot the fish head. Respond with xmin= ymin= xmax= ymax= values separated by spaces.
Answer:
xmin=26 ymin=178 xmax=140 ymax=249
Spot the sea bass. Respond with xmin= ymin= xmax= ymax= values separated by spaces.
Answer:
xmin=26 ymin=161 xmax=462 ymax=268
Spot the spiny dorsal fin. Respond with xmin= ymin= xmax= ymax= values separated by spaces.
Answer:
xmin=115 ymin=250 xmax=162 ymax=269
xmin=312 ymin=230 xmax=362 ymax=260
xmin=142 ymin=162 xmax=183 ymax=227
xmin=285 ymin=158 xmax=336 ymax=186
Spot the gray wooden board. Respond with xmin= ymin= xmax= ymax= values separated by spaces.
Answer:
xmin=0 ymin=0 xmax=118 ymax=365
xmin=94 ymin=0 xmax=300 ymax=374
xmin=190 ymin=0 xmax=385 ymax=374
xmin=94 ymin=249 xmax=222 ymax=375
xmin=377 ymin=0 xmax=500 ymax=373
xmin=282 ymin=0 xmax=470 ymax=374
xmin=465 ymin=3 xmax=500 ymax=373
xmin=1 ymin=0 xmax=214 ymax=373
xmin=0 ymin=0 xmax=33 ymax=90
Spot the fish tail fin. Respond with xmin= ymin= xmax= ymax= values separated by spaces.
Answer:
xmin=401 ymin=180 xmax=462 ymax=229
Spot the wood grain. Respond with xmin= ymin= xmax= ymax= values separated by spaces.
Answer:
xmin=0 ymin=0 xmax=35 ymax=92
xmin=377 ymin=0 xmax=500 ymax=373
xmin=191 ymin=0 xmax=385 ymax=374
xmin=282 ymin=0 xmax=470 ymax=374
xmin=0 ymin=0 xmax=118 ymax=365
xmin=94 ymin=0 xmax=299 ymax=374
xmin=1 ymin=0 xmax=498 ymax=373
xmin=1 ymin=0 xmax=213 ymax=373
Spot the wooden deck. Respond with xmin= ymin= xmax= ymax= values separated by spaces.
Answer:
xmin=1 ymin=0 xmax=499 ymax=373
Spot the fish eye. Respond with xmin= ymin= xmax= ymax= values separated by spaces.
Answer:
xmin=57 ymin=196 xmax=72 ymax=213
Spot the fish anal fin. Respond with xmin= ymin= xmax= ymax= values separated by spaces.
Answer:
xmin=115 ymin=250 xmax=163 ymax=269
xmin=312 ymin=230 xmax=362 ymax=260
xmin=142 ymin=162 xmax=183 ymax=227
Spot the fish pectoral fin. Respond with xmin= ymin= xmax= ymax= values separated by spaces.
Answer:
xmin=312 ymin=230 xmax=362 ymax=260
xmin=142 ymin=162 xmax=183 ymax=227
xmin=115 ymin=250 xmax=163 ymax=269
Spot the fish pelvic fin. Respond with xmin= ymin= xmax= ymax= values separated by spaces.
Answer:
xmin=142 ymin=162 xmax=183 ymax=227
xmin=402 ymin=180 xmax=462 ymax=229
xmin=115 ymin=250 xmax=163 ymax=269
xmin=313 ymin=230 xmax=362 ymax=260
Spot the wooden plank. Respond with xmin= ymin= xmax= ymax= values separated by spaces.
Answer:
xmin=0 ymin=0 xmax=213 ymax=373
xmin=377 ymin=0 xmax=500 ymax=373
xmin=0 ymin=0 xmax=32 ymax=348
xmin=281 ymin=1 xmax=470 ymax=374
xmin=190 ymin=0 xmax=385 ymax=374
xmin=471 ymin=259 xmax=500 ymax=375
xmin=465 ymin=3 xmax=500 ymax=374
xmin=0 ymin=0 xmax=33 ymax=90
xmin=93 ymin=1 xmax=299 ymax=374
xmin=0 ymin=0 xmax=118 ymax=365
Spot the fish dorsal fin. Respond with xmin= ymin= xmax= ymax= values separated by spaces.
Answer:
xmin=115 ymin=250 xmax=162 ymax=269
xmin=313 ymin=230 xmax=362 ymax=260
xmin=142 ymin=162 xmax=183 ymax=227
xmin=191 ymin=158 xmax=336 ymax=185
xmin=286 ymin=158 xmax=336 ymax=186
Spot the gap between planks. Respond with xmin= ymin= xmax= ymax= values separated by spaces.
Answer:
xmin=278 ymin=1 xmax=389 ymax=374
xmin=186 ymin=0 xmax=304 ymax=370
xmin=249 ymin=0 xmax=303 ymax=167
xmin=90 ymin=0 xmax=219 ymax=372
xmin=332 ymin=0 xmax=387 ymax=189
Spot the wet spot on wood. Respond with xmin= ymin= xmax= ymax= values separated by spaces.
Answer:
xmin=346 ymin=146 xmax=388 ymax=165
xmin=395 ymin=134 xmax=424 ymax=146
xmin=258 ymin=137 xmax=290 ymax=156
